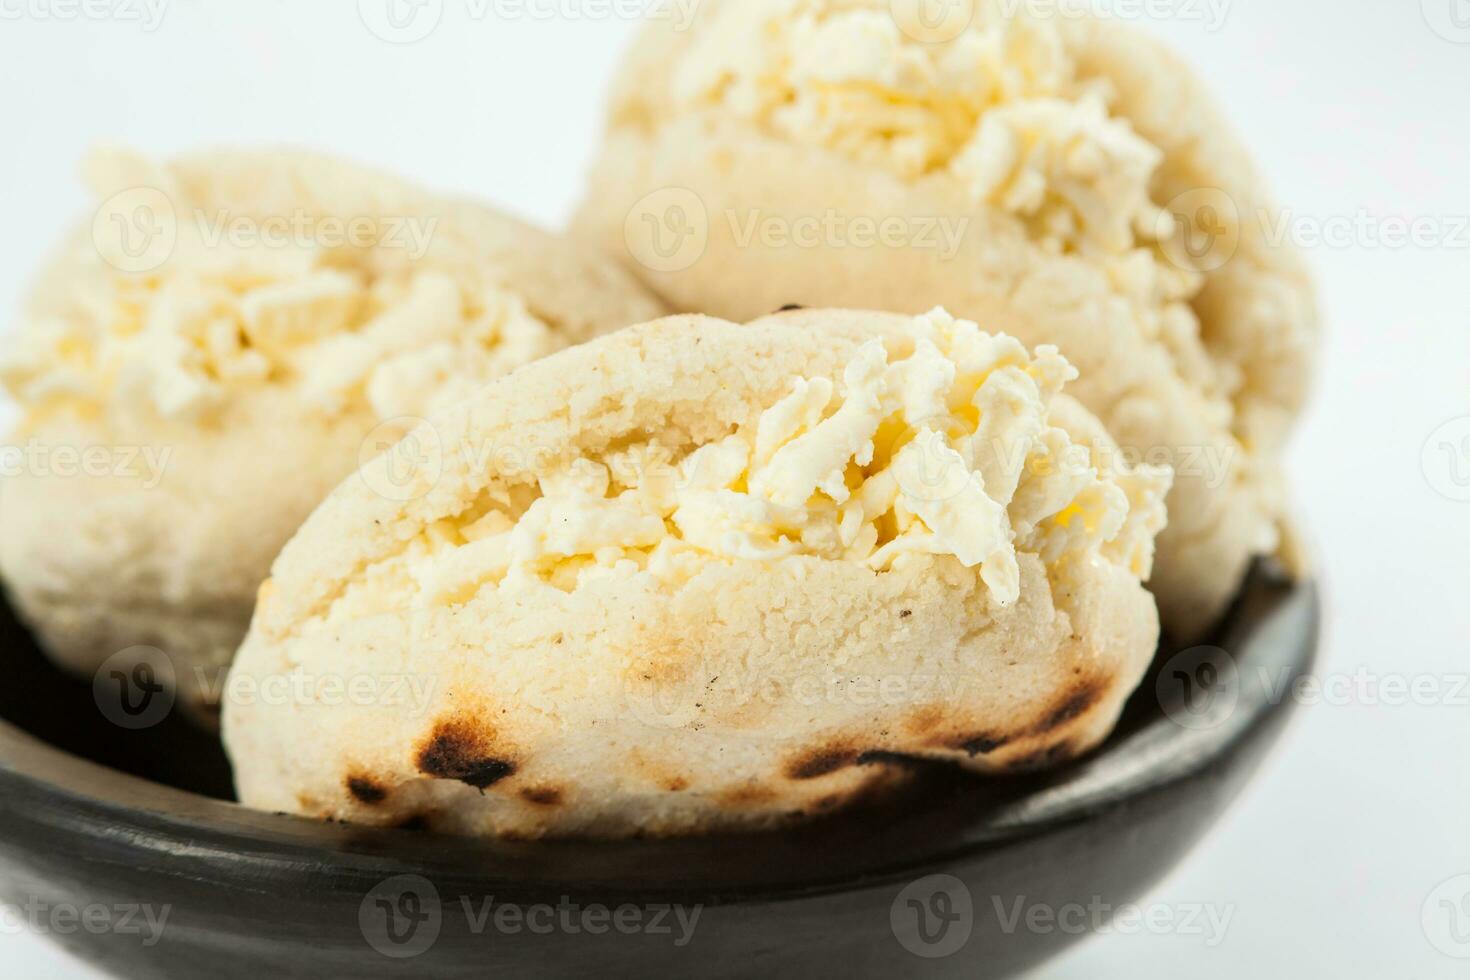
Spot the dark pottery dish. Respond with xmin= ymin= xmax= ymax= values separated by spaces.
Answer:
xmin=0 ymin=564 xmax=1317 ymax=979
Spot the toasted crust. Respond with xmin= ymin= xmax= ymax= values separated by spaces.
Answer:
xmin=0 ymin=150 xmax=667 ymax=717
xmin=223 ymin=310 xmax=1162 ymax=838
xmin=572 ymin=4 xmax=1318 ymax=636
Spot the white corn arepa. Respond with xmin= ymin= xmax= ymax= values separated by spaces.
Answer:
xmin=0 ymin=148 xmax=666 ymax=719
xmin=224 ymin=307 xmax=1171 ymax=838
xmin=573 ymin=0 xmax=1318 ymax=637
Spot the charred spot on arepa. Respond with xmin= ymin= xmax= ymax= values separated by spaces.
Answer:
xmin=787 ymin=739 xmax=923 ymax=780
xmin=854 ymin=750 xmax=930 ymax=769
xmin=717 ymin=782 xmax=779 ymax=807
xmin=908 ymin=703 xmax=1018 ymax=757
xmin=951 ymin=732 xmax=1013 ymax=757
xmin=904 ymin=705 xmax=944 ymax=736
xmin=416 ymin=717 xmax=517 ymax=789
xmin=519 ymin=786 xmax=564 ymax=807
xmin=622 ymin=747 xmax=693 ymax=793
xmin=786 ymin=744 xmax=859 ymax=780
xmin=1032 ymin=678 xmax=1107 ymax=735
xmin=346 ymin=773 xmax=389 ymax=804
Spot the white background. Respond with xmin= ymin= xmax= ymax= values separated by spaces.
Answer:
xmin=0 ymin=1 xmax=1466 ymax=976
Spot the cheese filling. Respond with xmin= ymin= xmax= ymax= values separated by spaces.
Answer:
xmin=328 ymin=309 xmax=1171 ymax=623
xmin=655 ymin=0 xmax=1234 ymax=405
xmin=0 ymin=149 xmax=555 ymax=425
xmin=671 ymin=0 xmax=1172 ymax=258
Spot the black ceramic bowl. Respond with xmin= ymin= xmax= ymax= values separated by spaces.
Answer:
xmin=0 ymin=565 xmax=1317 ymax=979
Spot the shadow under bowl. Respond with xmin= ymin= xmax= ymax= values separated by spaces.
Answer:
xmin=0 ymin=565 xmax=1317 ymax=979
